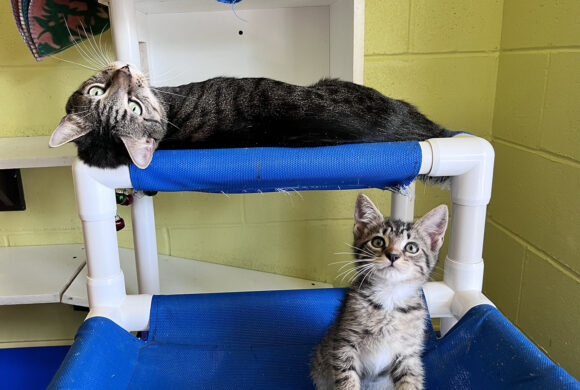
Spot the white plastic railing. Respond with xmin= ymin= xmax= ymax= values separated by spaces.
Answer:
xmin=72 ymin=134 xmax=494 ymax=333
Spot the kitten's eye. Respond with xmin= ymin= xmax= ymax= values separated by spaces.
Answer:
xmin=128 ymin=100 xmax=142 ymax=115
xmin=370 ymin=237 xmax=385 ymax=248
xmin=404 ymin=242 xmax=419 ymax=254
xmin=88 ymin=86 xmax=105 ymax=96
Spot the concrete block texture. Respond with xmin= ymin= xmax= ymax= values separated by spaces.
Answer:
xmin=518 ymin=250 xmax=580 ymax=379
xmin=540 ymin=51 xmax=580 ymax=161
xmin=482 ymin=222 xmax=526 ymax=320
xmin=490 ymin=142 xmax=580 ymax=275
xmin=410 ymin=0 xmax=503 ymax=53
xmin=364 ymin=0 xmax=410 ymax=55
xmin=365 ymin=55 xmax=497 ymax=138
xmin=501 ymin=0 xmax=580 ymax=49
xmin=492 ymin=52 xmax=549 ymax=148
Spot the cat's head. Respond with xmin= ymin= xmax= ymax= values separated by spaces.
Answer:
xmin=49 ymin=62 xmax=166 ymax=169
xmin=352 ymin=194 xmax=448 ymax=286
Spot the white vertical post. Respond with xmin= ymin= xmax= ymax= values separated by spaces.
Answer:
xmin=423 ymin=135 xmax=495 ymax=333
xmin=108 ymin=0 xmax=159 ymax=294
xmin=108 ymin=0 xmax=141 ymax=66
xmin=131 ymin=193 xmax=160 ymax=294
xmin=390 ymin=181 xmax=415 ymax=222
xmin=72 ymin=160 xmax=126 ymax=314
xmin=73 ymin=160 xmax=152 ymax=331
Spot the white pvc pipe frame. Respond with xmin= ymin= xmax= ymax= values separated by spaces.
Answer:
xmin=73 ymin=134 xmax=495 ymax=333
xmin=92 ymin=0 xmax=495 ymax=333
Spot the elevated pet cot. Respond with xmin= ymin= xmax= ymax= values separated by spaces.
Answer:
xmin=48 ymin=0 xmax=579 ymax=388
xmin=48 ymin=136 xmax=579 ymax=389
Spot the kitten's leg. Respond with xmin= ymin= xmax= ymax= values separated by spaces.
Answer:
xmin=311 ymin=347 xmax=360 ymax=390
xmin=330 ymin=347 xmax=362 ymax=390
xmin=333 ymin=369 xmax=361 ymax=390
xmin=390 ymin=353 xmax=424 ymax=390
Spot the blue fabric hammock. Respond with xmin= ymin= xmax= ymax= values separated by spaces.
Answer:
xmin=129 ymin=141 xmax=422 ymax=193
xmin=50 ymin=140 xmax=578 ymax=388
xmin=49 ymin=289 xmax=579 ymax=389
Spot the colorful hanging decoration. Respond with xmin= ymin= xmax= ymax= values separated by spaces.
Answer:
xmin=115 ymin=189 xmax=134 ymax=206
xmin=11 ymin=0 xmax=109 ymax=61
xmin=114 ymin=215 xmax=125 ymax=231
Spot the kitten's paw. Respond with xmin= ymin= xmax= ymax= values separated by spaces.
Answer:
xmin=395 ymin=383 xmax=422 ymax=390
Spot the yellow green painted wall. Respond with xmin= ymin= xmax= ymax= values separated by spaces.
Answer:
xmin=482 ymin=0 xmax=580 ymax=379
xmin=0 ymin=0 xmax=578 ymax=379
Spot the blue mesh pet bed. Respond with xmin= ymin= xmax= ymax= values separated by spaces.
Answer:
xmin=49 ymin=289 xmax=579 ymax=389
xmin=129 ymin=141 xmax=422 ymax=193
xmin=49 ymin=140 xmax=579 ymax=389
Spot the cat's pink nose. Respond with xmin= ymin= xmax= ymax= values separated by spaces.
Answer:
xmin=120 ymin=65 xmax=131 ymax=75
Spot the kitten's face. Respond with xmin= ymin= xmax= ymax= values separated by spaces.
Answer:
xmin=49 ymin=62 xmax=166 ymax=168
xmin=352 ymin=194 xmax=448 ymax=286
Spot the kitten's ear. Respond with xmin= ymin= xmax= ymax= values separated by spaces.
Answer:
xmin=120 ymin=136 xmax=157 ymax=169
xmin=49 ymin=116 xmax=90 ymax=147
xmin=354 ymin=194 xmax=383 ymax=234
xmin=414 ymin=204 xmax=448 ymax=252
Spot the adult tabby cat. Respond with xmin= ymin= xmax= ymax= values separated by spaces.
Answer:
xmin=49 ymin=62 xmax=451 ymax=169
xmin=311 ymin=194 xmax=448 ymax=390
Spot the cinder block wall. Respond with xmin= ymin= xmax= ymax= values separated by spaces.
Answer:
xmin=364 ymin=0 xmax=502 ymax=279
xmin=0 ymin=1 xmax=578 ymax=377
xmin=482 ymin=0 xmax=580 ymax=379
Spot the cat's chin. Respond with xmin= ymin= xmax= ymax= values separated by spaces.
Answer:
xmin=375 ymin=266 xmax=423 ymax=285
xmin=76 ymin=143 xmax=133 ymax=168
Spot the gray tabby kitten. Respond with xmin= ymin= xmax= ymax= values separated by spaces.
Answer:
xmin=311 ymin=194 xmax=448 ymax=390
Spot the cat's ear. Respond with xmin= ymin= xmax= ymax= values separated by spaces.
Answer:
xmin=49 ymin=115 xmax=91 ymax=147
xmin=120 ymin=136 xmax=156 ymax=169
xmin=414 ymin=204 xmax=448 ymax=252
xmin=354 ymin=194 xmax=383 ymax=234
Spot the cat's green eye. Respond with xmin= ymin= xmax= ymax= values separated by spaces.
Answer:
xmin=88 ymin=86 xmax=105 ymax=96
xmin=404 ymin=242 xmax=419 ymax=254
xmin=128 ymin=101 xmax=142 ymax=116
xmin=370 ymin=237 xmax=385 ymax=248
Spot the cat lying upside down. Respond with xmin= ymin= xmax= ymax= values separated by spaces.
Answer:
xmin=50 ymin=62 xmax=453 ymax=170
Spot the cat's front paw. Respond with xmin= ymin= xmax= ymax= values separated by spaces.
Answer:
xmin=395 ymin=382 xmax=422 ymax=390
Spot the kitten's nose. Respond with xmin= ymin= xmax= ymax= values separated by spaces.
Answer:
xmin=387 ymin=253 xmax=401 ymax=263
xmin=120 ymin=65 xmax=131 ymax=75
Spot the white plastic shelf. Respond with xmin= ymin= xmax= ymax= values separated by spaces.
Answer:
xmin=0 ymin=245 xmax=85 ymax=305
xmin=134 ymin=0 xmax=339 ymax=14
xmin=62 ymin=248 xmax=331 ymax=307
xmin=0 ymin=136 xmax=76 ymax=169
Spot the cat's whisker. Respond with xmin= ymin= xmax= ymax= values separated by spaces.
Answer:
xmin=290 ymin=189 xmax=304 ymax=200
xmin=52 ymin=55 xmax=99 ymax=71
xmin=62 ymin=17 xmax=101 ymax=69
xmin=358 ymin=266 xmax=376 ymax=288
xmin=328 ymin=257 xmax=365 ymax=262
xmin=78 ymin=22 xmax=106 ymax=68
xmin=335 ymin=263 xmax=366 ymax=279
xmin=337 ymin=262 xmax=373 ymax=282
xmin=343 ymin=242 xmax=375 ymax=257
xmin=336 ymin=268 xmax=359 ymax=283
xmin=159 ymin=117 xmax=181 ymax=131
xmin=349 ymin=264 xmax=375 ymax=284
xmin=150 ymin=88 xmax=188 ymax=99
xmin=336 ymin=261 xmax=369 ymax=273
xmin=89 ymin=24 xmax=113 ymax=67
xmin=148 ymin=66 xmax=184 ymax=85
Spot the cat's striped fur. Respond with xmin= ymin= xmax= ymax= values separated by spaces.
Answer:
xmin=311 ymin=194 xmax=448 ymax=390
xmin=49 ymin=62 xmax=453 ymax=170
